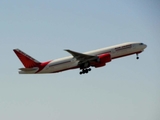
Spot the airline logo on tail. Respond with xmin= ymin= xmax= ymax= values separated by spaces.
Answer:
xmin=13 ymin=49 xmax=51 ymax=73
xmin=13 ymin=49 xmax=41 ymax=68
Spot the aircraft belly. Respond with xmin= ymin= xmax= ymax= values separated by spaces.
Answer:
xmin=41 ymin=61 xmax=78 ymax=73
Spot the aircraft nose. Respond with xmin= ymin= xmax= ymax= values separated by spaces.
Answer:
xmin=144 ymin=44 xmax=147 ymax=49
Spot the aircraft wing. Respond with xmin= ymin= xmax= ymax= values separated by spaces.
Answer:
xmin=65 ymin=49 xmax=97 ymax=64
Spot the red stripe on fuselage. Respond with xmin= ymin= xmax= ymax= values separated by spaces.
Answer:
xmin=36 ymin=61 xmax=51 ymax=73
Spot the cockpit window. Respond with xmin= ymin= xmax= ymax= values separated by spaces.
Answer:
xmin=140 ymin=43 xmax=143 ymax=45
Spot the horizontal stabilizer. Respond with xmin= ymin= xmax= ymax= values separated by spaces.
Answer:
xmin=19 ymin=67 xmax=39 ymax=71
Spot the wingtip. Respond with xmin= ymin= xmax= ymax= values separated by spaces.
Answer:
xmin=64 ymin=49 xmax=70 ymax=52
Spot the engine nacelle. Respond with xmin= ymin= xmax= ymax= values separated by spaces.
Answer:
xmin=94 ymin=53 xmax=111 ymax=68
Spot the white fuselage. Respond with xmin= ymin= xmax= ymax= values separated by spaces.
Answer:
xmin=19 ymin=42 xmax=147 ymax=74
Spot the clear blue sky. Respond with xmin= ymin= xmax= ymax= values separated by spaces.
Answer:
xmin=0 ymin=0 xmax=160 ymax=120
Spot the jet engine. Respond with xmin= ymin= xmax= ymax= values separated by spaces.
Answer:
xmin=94 ymin=53 xmax=111 ymax=68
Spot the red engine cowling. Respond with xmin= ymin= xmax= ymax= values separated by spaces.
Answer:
xmin=94 ymin=53 xmax=111 ymax=68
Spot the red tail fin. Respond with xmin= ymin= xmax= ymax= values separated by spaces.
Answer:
xmin=13 ymin=49 xmax=41 ymax=68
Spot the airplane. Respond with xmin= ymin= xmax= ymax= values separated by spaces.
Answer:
xmin=13 ymin=42 xmax=147 ymax=75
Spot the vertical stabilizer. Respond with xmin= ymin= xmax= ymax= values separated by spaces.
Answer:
xmin=13 ymin=49 xmax=41 ymax=68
